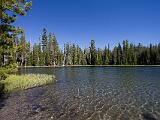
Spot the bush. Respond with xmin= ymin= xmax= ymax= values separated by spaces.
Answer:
xmin=0 ymin=63 xmax=18 ymax=80
xmin=0 ymin=68 xmax=10 ymax=80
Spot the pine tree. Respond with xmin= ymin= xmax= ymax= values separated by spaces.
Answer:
xmin=64 ymin=43 xmax=71 ymax=65
xmin=90 ymin=40 xmax=96 ymax=65
xmin=32 ymin=44 xmax=40 ymax=66
xmin=41 ymin=28 xmax=48 ymax=53
xmin=38 ymin=39 xmax=44 ymax=66
xmin=84 ymin=48 xmax=90 ymax=65
xmin=57 ymin=50 xmax=64 ymax=66
xmin=112 ymin=47 xmax=117 ymax=65
xmin=19 ymin=33 xmax=27 ymax=66
xmin=97 ymin=48 xmax=103 ymax=65
xmin=52 ymin=34 xmax=59 ymax=66
xmin=26 ymin=42 xmax=32 ymax=66
xmin=116 ymin=43 xmax=122 ymax=65
xmin=107 ymin=44 xmax=111 ymax=65
xmin=0 ymin=0 xmax=32 ymax=67
xmin=157 ymin=43 xmax=160 ymax=64
xmin=12 ymin=35 xmax=19 ymax=64
xmin=71 ymin=44 xmax=77 ymax=65
xmin=41 ymin=28 xmax=49 ymax=65
xmin=102 ymin=46 xmax=109 ymax=65
xmin=76 ymin=45 xmax=84 ymax=65
xmin=122 ymin=40 xmax=129 ymax=65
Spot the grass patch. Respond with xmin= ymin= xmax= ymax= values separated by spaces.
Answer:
xmin=0 ymin=74 xmax=55 ymax=93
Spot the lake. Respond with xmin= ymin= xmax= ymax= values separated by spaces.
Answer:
xmin=0 ymin=67 xmax=160 ymax=120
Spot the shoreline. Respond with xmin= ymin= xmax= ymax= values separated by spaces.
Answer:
xmin=19 ymin=65 xmax=160 ymax=68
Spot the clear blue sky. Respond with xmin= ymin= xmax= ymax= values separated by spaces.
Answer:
xmin=15 ymin=0 xmax=160 ymax=49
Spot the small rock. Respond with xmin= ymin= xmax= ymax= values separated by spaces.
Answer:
xmin=51 ymin=116 xmax=54 ymax=119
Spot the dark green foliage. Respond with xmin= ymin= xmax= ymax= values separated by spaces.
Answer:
xmin=2 ymin=29 xmax=159 ymax=67
xmin=41 ymin=28 xmax=48 ymax=53
xmin=90 ymin=40 xmax=97 ymax=65
xmin=0 ymin=0 xmax=32 ymax=67
xmin=19 ymin=33 xmax=27 ymax=66
xmin=0 ymin=63 xmax=18 ymax=80
xmin=0 ymin=0 xmax=32 ymax=80
xmin=22 ymin=31 xmax=160 ymax=66
xmin=102 ymin=46 xmax=109 ymax=65
xmin=71 ymin=44 xmax=77 ymax=65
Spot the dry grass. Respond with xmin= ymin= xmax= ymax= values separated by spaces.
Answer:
xmin=0 ymin=74 xmax=55 ymax=93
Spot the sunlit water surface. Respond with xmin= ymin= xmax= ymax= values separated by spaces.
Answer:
xmin=0 ymin=67 xmax=160 ymax=120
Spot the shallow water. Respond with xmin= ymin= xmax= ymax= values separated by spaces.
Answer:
xmin=0 ymin=67 xmax=160 ymax=120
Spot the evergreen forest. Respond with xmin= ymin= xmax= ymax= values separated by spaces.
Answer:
xmin=2 ymin=28 xmax=160 ymax=67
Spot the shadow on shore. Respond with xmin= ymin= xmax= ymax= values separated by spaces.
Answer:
xmin=142 ymin=112 xmax=158 ymax=120
xmin=0 ymin=83 xmax=6 ymax=109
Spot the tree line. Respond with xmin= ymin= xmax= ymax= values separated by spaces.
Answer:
xmin=8 ymin=28 xmax=160 ymax=66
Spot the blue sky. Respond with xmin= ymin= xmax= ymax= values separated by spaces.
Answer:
xmin=15 ymin=0 xmax=160 ymax=49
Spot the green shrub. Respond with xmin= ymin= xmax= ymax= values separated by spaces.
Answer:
xmin=0 ymin=68 xmax=11 ymax=80
xmin=0 ymin=63 xmax=18 ymax=80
